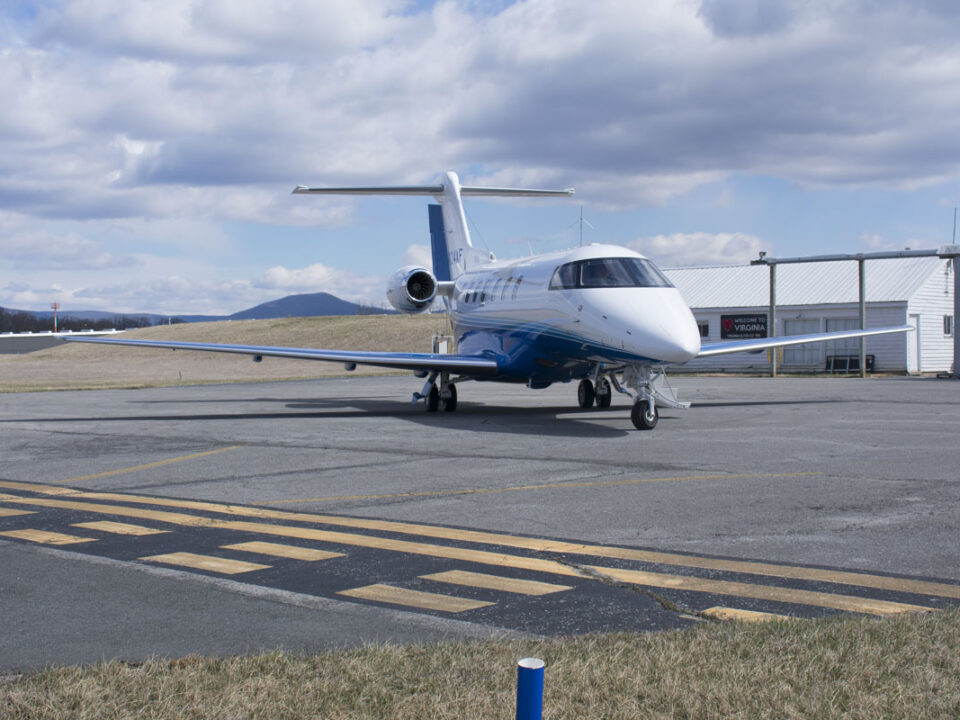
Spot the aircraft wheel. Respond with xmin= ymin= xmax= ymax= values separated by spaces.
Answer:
xmin=577 ymin=379 xmax=595 ymax=409
xmin=442 ymin=383 xmax=458 ymax=412
xmin=631 ymin=400 xmax=658 ymax=430
xmin=596 ymin=379 xmax=612 ymax=408
xmin=425 ymin=385 xmax=440 ymax=412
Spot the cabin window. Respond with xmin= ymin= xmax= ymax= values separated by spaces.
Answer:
xmin=492 ymin=278 xmax=503 ymax=302
xmin=501 ymin=277 xmax=512 ymax=300
xmin=513 ymin=276 xmax=523 ymax=299
xmin=549 ymin=258 xmax=674 ymax=289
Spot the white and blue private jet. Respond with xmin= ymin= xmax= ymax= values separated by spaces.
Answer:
xmin=65 ymin=171 xmax=911 ymax=430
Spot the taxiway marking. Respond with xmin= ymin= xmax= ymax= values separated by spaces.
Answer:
xmin=338 ymin=584 xmax=494 ymax=613
xmin=222 ymin=541 xmax=344 ymax=562
xmin=0 ymin=528 xmax=95 ymax=545
xmin=58 ymin=446 xmax=241 ymax=484
xmin=263 ymin=471 xmax=823 ymax=504
xmin=141 ymin=552 xmax=270 ymax=575
xmin=72 ymin=521 xmax=168 ymax=536
xmin=421 ymin=570 xmax=573 ymax=596
xmin=3 ymin=479 xmax=958 ymax=602
xmin=0 ymin=490 xmax=935 ymax=617
xmin=702 ymin=607 xmax=797 ymax=623
xmin=0 ymin=507 xmax=34 ymax=517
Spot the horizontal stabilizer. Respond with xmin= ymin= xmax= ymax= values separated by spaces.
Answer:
xmin=293 ymin=184 xmax=573 ymax=198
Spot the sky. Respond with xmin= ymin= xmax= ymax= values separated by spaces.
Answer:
xmin=2 ymin=0 xmax=959 ymax=315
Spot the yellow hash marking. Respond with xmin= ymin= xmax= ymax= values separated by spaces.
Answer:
xmin=0 ymin=528 xmax=95 ymax=545
xmin=0 ymin=492 xmax=935 ymax=617
xmin=58 ymin=446 xmax=241 ymax=484
xmin=2 ymin=480 xmax=960 ymax=601
xmin=222 ymin=541 xmax=344 ymax=561
xmin=141 ymin=552 xmax=270 ymax=575
xmin=72 ymin=521 xmax=168 ymax=536
xmin=338 ymin=584 xmax=493 ymax=613
xmin=421 ymin=570 xmax=572 ymax=596
xmin=702 ymin=607 xmax=798 ymax=623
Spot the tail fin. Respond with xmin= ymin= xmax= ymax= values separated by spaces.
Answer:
xmin=293 ymin=170 xmax=573 ymax=279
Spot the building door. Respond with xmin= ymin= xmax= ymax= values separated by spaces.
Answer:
xmin=907 ymin=314 xmax=921 ymax=374
xmin=782 ymin=319 xmax=821 ymax=367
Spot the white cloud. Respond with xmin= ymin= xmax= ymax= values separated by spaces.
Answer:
xmin=3 ymin=0 xmax=960 ymax=311
xmin=401 ymin=243 xmax=432 ymax=268
xmin=629 ymin=232 xmax=768 ymax=268
xmin=255 ymin=263 xmax=383 ymax=304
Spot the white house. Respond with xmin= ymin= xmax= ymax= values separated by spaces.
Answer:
xmin=662 ymin=256 xmax=955 ymax=374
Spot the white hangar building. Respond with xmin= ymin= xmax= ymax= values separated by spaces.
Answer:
xmin=661 ymin=256 xmax=955 ymax=374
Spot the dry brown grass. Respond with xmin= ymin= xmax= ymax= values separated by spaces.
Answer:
xmin=3 ymin=611 xmax=959 ymax=719
xmin=0 ymin=314 xmax=453 ymax=392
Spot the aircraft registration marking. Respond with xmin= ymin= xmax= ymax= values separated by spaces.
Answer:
xmin=338 ymin=584 xmax=494 ymax=613
xmin=421 ymin=570 xmax=573 ymax=596
xmin=3 ymin=479 xmax=959 ymax=602
xmin=72 ymin=521 xmax=168 ymax=536
xmin=0 ymin=528 xmax=95 ymax=545
xmin=141 ymin=552 xmax=270 ymax=575
xmin=0 ymin=490 xmax=936 ymax=617
xmin=221 ymin=541 xmax=344 ymax=561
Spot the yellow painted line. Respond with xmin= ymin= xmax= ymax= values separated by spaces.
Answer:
xmin=264 ymin=471 xmax=824 ymax=504
xmin=591 ymin=566 xmax=929 ymax=617
xmin=5 ymin=479 xmax=956 ymax=603
xmin=338 ymin=584 xmax=494 ymax=613
xmin=0 ymin=492 xmax=935 ymax=617
xmin=141 ymin=552 xmax=270 ymax=575
xmin=221 ymin=541 xmax=344 ymax=562
xmin=702 ymin=607 xmax=798 ymax=623
xmin=0 ymin=507 xmax=34 ymax=517
xmin=72 ymin=521 xmax=168 ymax=536
xmin=0 ymin=528 xmax=95 ymax=545
xmin=58 ymin=446 xmax=241 ymax=484
xmin=421 ymin=570 xmax=573 ymax=596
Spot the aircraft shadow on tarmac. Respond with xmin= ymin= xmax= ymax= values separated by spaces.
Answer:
xmin=4 ymin=396 xmax=642 ymax=438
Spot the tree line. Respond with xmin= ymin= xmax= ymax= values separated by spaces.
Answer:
xmin=0 ymin=307 xmax=181 ymax=333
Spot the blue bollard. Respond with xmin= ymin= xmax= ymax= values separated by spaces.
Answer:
xmin=515 ymin=657 xmax=545 ymax=720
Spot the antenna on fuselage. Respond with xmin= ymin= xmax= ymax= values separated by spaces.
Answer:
xmin=578 ymin=206 xmax=594 ymax=247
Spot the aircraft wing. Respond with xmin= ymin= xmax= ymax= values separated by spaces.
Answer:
xmin=697 ymin=325 xmax=912 ymax=358
xmin=60 ymin=336 xmax=500 ymax=375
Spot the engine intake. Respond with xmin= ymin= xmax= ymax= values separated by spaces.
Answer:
xmin=387 ymin=265 xmax=438 ymax=313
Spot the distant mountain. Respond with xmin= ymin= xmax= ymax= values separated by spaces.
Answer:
xmin=226 ymin=292 xmax=382 ymax=320
xmin=4 ymin=292 xmax=391 ymax=326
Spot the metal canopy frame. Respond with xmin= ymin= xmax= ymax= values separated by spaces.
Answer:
xmin=751 ymin=246 xmax=960 ymax=378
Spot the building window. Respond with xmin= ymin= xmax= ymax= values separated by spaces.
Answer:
xmin=946 ymin=315 xmax=955 ymax=337
xmin=697 ymin=320 xmax=709 ymax=338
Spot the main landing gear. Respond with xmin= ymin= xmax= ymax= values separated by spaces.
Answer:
xmin=577 ymin=378 xmax=612 ymax=409
xmin=415 ymin=371 xmax=458 ymax=412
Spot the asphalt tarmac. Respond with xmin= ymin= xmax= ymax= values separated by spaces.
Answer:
xmin=1 ymin=374 xmax=959 ymax=672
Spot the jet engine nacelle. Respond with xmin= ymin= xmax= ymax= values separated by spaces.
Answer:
xmin=386 ymin=265 xmax=437 ymax=314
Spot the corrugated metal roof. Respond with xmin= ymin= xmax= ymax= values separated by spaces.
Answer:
xmin=663 ymin=256 xmax=945 ymax=309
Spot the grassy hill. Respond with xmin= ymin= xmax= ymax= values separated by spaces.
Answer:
xmin=0 ymin=314 xmax=453 ymax=392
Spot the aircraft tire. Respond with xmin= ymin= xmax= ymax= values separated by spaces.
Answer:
xmin=631 ymin=400 xmax=658 ymax=430
xmin=426 ymin=385 xmax=440 ymax=412
xmin=577 ymin=379 xmax=595 ymax=409
xmin=597 ymin=379 xmax=612 ymax=408
xmin=442 ymin=383 xmax=458 ymax=412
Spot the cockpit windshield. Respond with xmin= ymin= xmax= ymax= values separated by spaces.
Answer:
xmin=549 ymin=257 xmax=673 ymax=289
